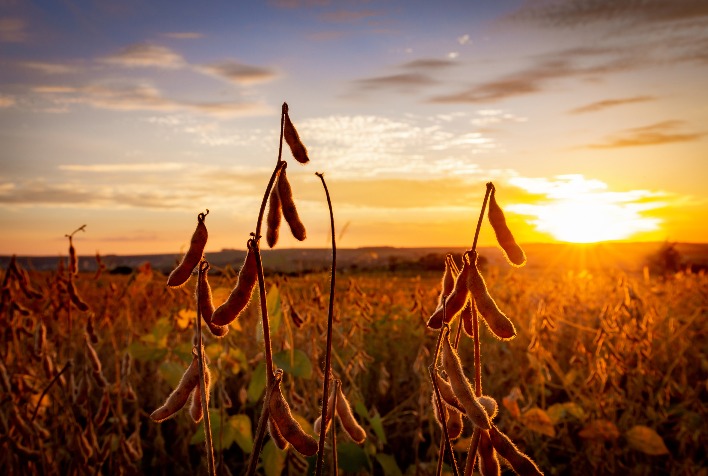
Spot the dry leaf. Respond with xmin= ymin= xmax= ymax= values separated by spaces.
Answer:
xmin=578 ymin=419 xmax=620 ymax=441
xmin=625 ymin=425 xmax=669 ymax=455
xmin=521 ymin=407 xmax=556 ymax=437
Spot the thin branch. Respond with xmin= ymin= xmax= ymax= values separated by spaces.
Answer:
xmin=471 ymin=182 xmax=493 ymax=253
xmin=315 ymin=172 xmax=337 ymax=476
xmin=196 ymin=260 xmax=216 ymax=476
xmin=246 ymin=371 xmax=283 ymax=476
xmin=31 ymin=361 xmax=72 ymax=422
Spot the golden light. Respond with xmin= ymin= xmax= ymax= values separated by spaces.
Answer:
xmin=507 ymin=175 xmax=664 ymax=243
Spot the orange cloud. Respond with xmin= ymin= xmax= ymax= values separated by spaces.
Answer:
xmin=586 ymin=121 xmax=704 ymax=149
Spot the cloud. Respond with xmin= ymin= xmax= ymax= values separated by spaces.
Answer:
xmin=319 ymin=10 xmax=379 ymax=23
xmin=458 ymin=34 xmax=470 ymax=45
xmin=297 ymin=114 xmax=494 ymax=178
xmin=0 ymin=95 xmax=15 ymax=108
xmin=586 ymin=120 xmax=704 ymax=149
xmin=0 ymin=17 xmax=26 ymax=43
xmin=569 ymin=96 xmax=655 ymax=114
xmin=429 ymin=50 xmax=638 ymax=104
xmin=163 ymin=32 xmax=204 ymax=39
xmin=34 ymin=82 xmax=272 ymax=117
xmin=100 ymin=44 xmax=186 ymax=69
xmin=270 ymin=0 xmax=329 ymax=8
xmin=59 ymin=163 xmax=186 ymax=173
xmin=350 ymin=57 xmax=457 ymax=96
xmin=507 ymin=0 xmax=708 ymax=28
xmin=21 ymin=61 xmax=82 ymax=75
xmin=197 ymin=61 xmax=278 ymax=85
xmin=401 ymin=58 xmax=457 ymax=70
xmin=353 ymin=73 xmax=437 ymax=92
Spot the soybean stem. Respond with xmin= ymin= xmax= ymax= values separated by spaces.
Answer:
xmin=315 ymin=172 xmax=337 ymax=476
xmin=472 ymin=182 xmax=493 ymax=254
xmin=196 ymin=261 xmax=216 ymax=476
xmin=31 ymin=360 xmax=72 ymax=422
xmin=246 ymin=372 xmax=282 ymax=476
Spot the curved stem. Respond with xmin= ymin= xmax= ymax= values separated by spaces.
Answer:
xmin=472 ymin=182 xmax=493 ymax=253
xmin=315 ymin=172 xmax=337 ymax=476
xmin=196 ymin=261 xmax=216 ymax=476
xmin=31 ymin=360 xmax=72 ymax=422
xmin=246 ymin=371 xmax=283 ymax=476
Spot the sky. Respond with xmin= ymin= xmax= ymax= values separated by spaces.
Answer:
xmin=1 ymin=0 xmax=707 ymax=256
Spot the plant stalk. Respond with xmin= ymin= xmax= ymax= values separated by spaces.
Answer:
xmin=315 ymin=172 xmax=337 ymax=476
xmin=196 ymin=261 xmax=216 ymax=476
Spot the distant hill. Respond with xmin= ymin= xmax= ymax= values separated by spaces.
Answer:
xmin=2 ymin=242 xmax=707 ymax=275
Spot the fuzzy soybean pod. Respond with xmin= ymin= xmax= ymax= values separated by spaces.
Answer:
xmin=314 ymin=384 xmax=336 ymax=435
xmin=151 ymin=354 xmax=200 ymax=422
xmin=461 ymin=301 xmax=476 ymax=337
xmin=189 ymin=365 xmax=211 ymax=423
xmin=441 ymin=332 xmax=491 ymax=430
xmin=69 ymin=237 xmax=78 ymax=276
xmin=427 ymin=255 xmax=471 ymax=329
xmin=432 ymin=393 xmax=464 ymax=440
xmin=269 ymin=381 xmax=318 ymax=456
xmin=433 ymin=372 xmax=464 ymax=413
xmin=336 ymin=386 xmax=366 ymax=444
xmin=210 ymin=244 xmax=257 ymax=327
xmin=266 ymin=182 xmax=282 ymax=248
xmin=283 ymin=107 xmax=310 ymax=164
xmin=437 ymin=254 xmax=459 ymax=308
xmin=197 ymin=262 xmax=229 ymax=337
xmin=467 ymin=251 xmax=517 ymax=340
xmin=478 ymin=395 xmax=499 ymax=420
xmin=167 ymin=210 xmax=209 ymax=288
xmin=488 ymin=189 xmax=526 ymax=267
xmin=268 ymin=417 xmax=290 ymax=450
xmin=478 ymin=430 xmax=501 ymax=476
xmin=488 ymin=425 xmax=544 ymax=476
xmin=277 ymin=164 xmax=307 ymax=241
xmin=67 ymin=279 xmax=90 ymax=311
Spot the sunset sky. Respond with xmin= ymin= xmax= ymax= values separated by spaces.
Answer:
xmin=1 ymin=0 xmax=707 ymax=256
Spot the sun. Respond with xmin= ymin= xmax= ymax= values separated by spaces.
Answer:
xmin=508 ymin=175 xmax=664 ymax=244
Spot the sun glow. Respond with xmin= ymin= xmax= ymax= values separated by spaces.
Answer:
xmin=508 ymin=175 xmax=664 ymax=243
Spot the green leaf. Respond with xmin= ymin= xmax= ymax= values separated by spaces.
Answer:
xmin=273 ymin=349 xmax=312 ymax=379
xmin=261 ymin=440 xmax=287 ymax=476
xmin=205 ymin=342 xmax=224 ymax=362
xmin=368 ymin=409 xmax=386 ymax=444
xmin=338 ymin=441 xmax=371 ymax=473
xmin=191 ymin=410 xmax=234 ymax=449
xmin=230 ymin=414 xmax=254 ymax=454
xmin=375 ymin=454 xmax=403 ymax=476
xmin=158 ymin=360 xmax=188 ymax=389
xmin=257 ymin=285 xmax=282 ymax=342
xmin=149 ymin=317 xmax=173 ymax=348
xmin=173 ymin=341 xmax=194 ymax=364
xmin=127 ymin=341 xmax=168 ymax=362
xmin=547 ymin=402 xmax=586 ymax=424
xmin=247 ymin=361 xmax=267 ymax=403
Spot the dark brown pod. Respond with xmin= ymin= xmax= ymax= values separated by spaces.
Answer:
xmin=266 ymin=183 xmax=282 ymax=248
xmin=467 ymin=251 xmax=516 ymax=340
xmin=427 ymin=255 xmax=471 ymax=329
xmin=268 ymin=417 xmax=290 ymax=450
xmin=336 ymin=386 xmax=366 ymax=443
xmin=150 ymin=355 xmax=200 ymax=422
xmin=277 ymin=165 xmax=307 ymax=241
xmin=210 ymin=245 xmax=257 ymax=327
xmin=167 ymin=211 xmax=209 ymax=287
xmin=488 ymin=424 xmax=543 ymax=476
xmin=283 ymin=109 xmax=310 ymax=164
xmin=478 ymin=430 xmax=501 ymax=476
xmin=488 ymin=189 xmax=526 ymax=267
xmin=269 ymin=382 xmax=318 ymax=456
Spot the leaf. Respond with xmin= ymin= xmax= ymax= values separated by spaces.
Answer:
xmin=521 ymin=407 xmax=556 ymax=437
xmin=578 ymin=419 xmax=620 ymax=441
xmin=176 ymin=308 xmax=194 ymax=330
xmin=158 ymin=360 xmax=188 ymax=389
xmin=229 ymin=414 xmax=254 ymax=454
xmin=257 ymin=284 xmax=282 ymax=341
xmin=127 ymin=341 xmax=168 ymax=362
xmin=375 ymin=454 xmax=403 ymax=476
xmin=368 ymin=409 xmax=387 ymax=444
xmin=625 ymin=425 xmax=669 ymax=455
xmin=273 ymin=349 xmax=312 ymax=379
xmin=337 ymin=441 xmax=371 ymax=473
xmin=191 ymin=410 xmax=235 ymax=450
xmin=247 ymin=361 xmax=267 ymax=403
xmin=547 ymin=402 xmax=586 ymax=424
xmin=261 ymin=440 xmax=287 ymax=476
